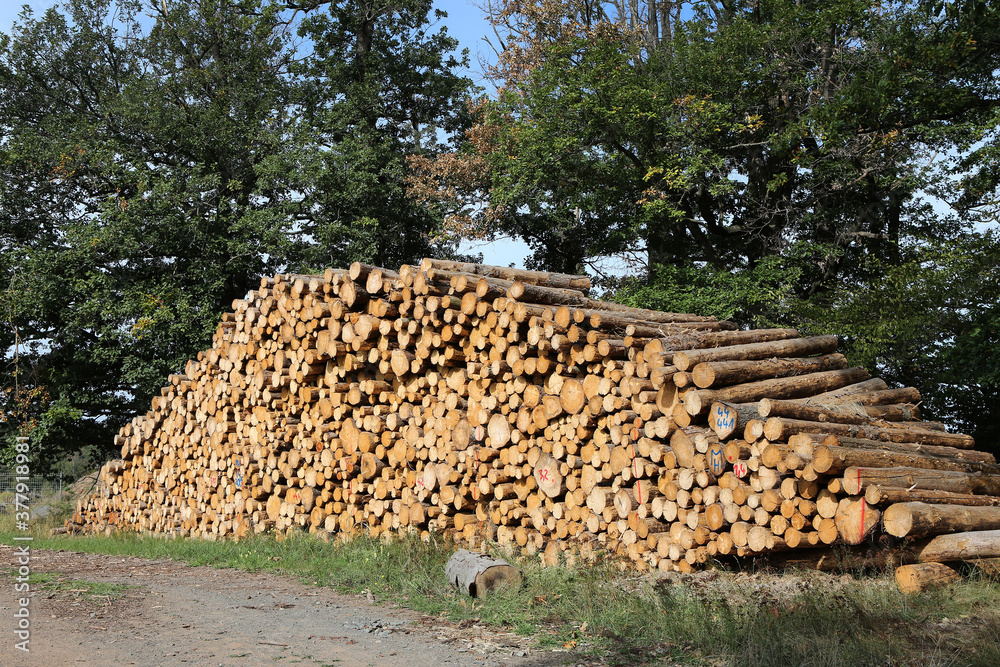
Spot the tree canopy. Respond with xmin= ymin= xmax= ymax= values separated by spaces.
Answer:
xmin=0 ymin=0 xmax=473 ymax=471
xmin=415 ymin=0 xmax=999 ymax=269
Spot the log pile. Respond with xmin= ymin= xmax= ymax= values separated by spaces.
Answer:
xmin=68 ymin=259 xmax=1000 ymax=574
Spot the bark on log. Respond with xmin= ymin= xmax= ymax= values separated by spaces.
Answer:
xmin=910 ymin=530 xmax=1000 ymax=563
xmin=673 ymin=335 xmax=839 ymax=371
xmin=883 ymin=502 xmax=1000 ymax=538
xmin=684 ymin=368 xmax=870 ymax=416
xmin=420 ymin=258 xmax=592 ymax=292
xmin=758 ymin=398 xmax=920 ymax=424
xmin=818 ymin=435 xmax=994 ymax=464
xmin=798 ymin=378 xmax=889 ymax=404
xmin=809 ymin=386 xmax=922 ymax=407
xmin=865 ymin=486 xmax=1000 ymax=508
xmin=692 ymin=354 xmax=847 ymax=389
xmin=445 ymin=549 xmax=522 ymax=597
xmin=763 ymin=418 xmax=976 ymax=450
xmin=812 ymin=445 xmax=1000 ymax=477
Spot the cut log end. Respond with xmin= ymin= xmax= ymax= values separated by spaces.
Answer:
xmin=895 ymin=562 xmax=961 ymax=594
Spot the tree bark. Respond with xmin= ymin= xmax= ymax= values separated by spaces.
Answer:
xmin=684 ymin=367 xmax=869 ymax=416
xmin=673 ymin=335 xmax=839 ymax=371
xmin=883 ymin=502 xmax=1000 ymax=538
xmin=445 ymin=549 xmax=521 ymax=597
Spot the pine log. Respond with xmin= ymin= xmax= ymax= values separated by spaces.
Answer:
xmin=814 ymin=435 xmax=994 ymax=464
xmin=571 ymin=310 xmax=710 ymax=332
xmin=834 ymin=496 xmax=879 ymax=545
xmin=841 ymin=466 xmax=1000 ymax=497
xmin=683 ymin=368 xmax=870 ymax=416
xmin=708 ymin=402 xmax=760 ymax=440
xmin=673 ymin=335 xmax=839 ymax=371
xmin=763 ymin=417 xmax=975 ymax=450
xmin=883 ymin=502 xmax=1000 ymax=538
xmin=506 ymin=280 xmax=590 ymax=306
xmin=817 ymin=386 xmax=922 ymax=406
xmin=865 ymin=486 xmax=1000 ymax=508
xmin=812 ymin=445 xmax=1000 ymax=477
xmin=910 ymin=530 xmax=1000 ymax=563
xmin=692 ymin=354 xmax=847 ymax=389
xmin=670 ymin=428 xmax=696 ymax=469
xmin=672 ymin=327 xmax=803 ymax=350
xmin=534 ymin=453 xmax=566 ymax=498
xmin=420 ymin=258 xmax=592 ymax=292
xmin=801 ymin=378 xmax=889 ymax=402
xmin=758 ymin=398 xmax=921 ymax=424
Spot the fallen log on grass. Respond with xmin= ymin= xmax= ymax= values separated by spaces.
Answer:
xmin=445 ymin=549 xmax=521 ymax=597
xmin=895 ymin=562 xmax=962 ymax=594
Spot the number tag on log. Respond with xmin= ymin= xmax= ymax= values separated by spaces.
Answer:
xmin=714 ymin=405 xmax=735 ymax=432
xmin=709 ymin=444 xmax=726 ymax=476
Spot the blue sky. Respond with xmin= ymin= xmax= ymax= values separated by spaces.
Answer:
xmin=0 ymin=0 xmax=533 ymax=268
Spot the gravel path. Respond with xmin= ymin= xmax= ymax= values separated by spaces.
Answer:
xmin=1 ymin=546 xmax=576 ymax=667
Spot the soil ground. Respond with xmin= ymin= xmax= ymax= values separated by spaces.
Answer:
xmin=0 ymin=546 xmax=573 ymax=667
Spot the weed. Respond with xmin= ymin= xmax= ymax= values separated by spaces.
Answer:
xmin=20 ymin=571 xmax=132 ymax=601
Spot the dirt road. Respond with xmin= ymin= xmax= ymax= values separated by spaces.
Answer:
xmin=1 ymin=546 xmax=570 ymax=667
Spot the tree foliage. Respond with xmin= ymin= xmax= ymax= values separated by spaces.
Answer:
xmin=417 ymin=0 xmax=999 ymax=269
xmin=0 ymin=0 xmax=472 ymax=470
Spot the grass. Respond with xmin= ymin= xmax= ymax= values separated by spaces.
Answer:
xmin=13 ymin=570 xmax=133 ymax=601
xmin=3 ymin=502 xmax=1000 ymax=665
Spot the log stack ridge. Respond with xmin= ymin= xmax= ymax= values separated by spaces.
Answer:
xmin=68 ymin=259 xmax=1000 ymax=573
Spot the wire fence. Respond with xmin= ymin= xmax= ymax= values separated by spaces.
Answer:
xmin=0 ymin=468 xmax=64 ymax=516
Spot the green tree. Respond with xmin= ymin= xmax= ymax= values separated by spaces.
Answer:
xmin=272 ymin=0 xmax=476 ymax=270
xmin=426 ymin=0 xmax=996 ymax=272
xmin=0 ymin=0 xmax=472 ymax=471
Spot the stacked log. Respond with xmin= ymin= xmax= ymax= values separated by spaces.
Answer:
xmin=68 ymin=259 xmax=1000 ymax=575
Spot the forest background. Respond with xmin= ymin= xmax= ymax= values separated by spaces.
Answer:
xmin=1 ymin=0 xmax=998 ymax=474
